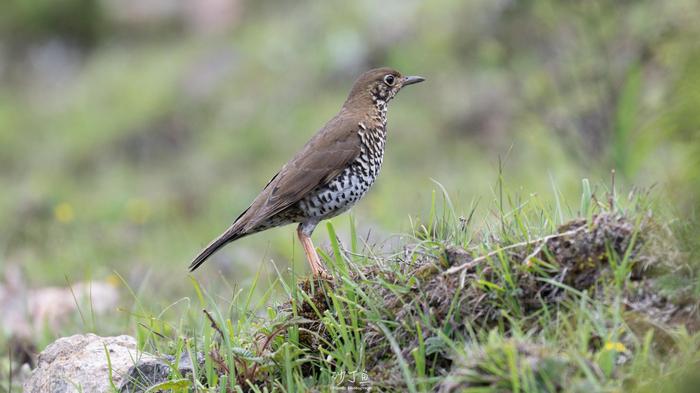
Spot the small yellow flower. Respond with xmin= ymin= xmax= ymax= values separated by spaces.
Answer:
xmin=54 ymin=202 xmax=75 ymax=223
xmin=604 ymin=341 xmax=627 ymax=352
xmin=126 ymin=198 xmax=151 ymax=224
xmin=106 ymin=273 xmax=121 ymax=287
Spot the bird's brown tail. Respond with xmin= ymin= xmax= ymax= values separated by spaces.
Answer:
xmin=189 ymin=228 xmax=246 ymax=271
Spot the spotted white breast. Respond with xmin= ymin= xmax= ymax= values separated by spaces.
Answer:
xmin=298 ymin=118 xmax=386 ymax=219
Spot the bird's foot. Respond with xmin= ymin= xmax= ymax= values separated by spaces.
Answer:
xmin=297 ymin=225 xmax=333 ymax=281
xmin=313 ymin=266 xmax=333 ymax=281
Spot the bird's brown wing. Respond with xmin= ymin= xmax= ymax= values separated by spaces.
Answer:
xmin=189 ymin=110 xmax=362 ymax=271
xmin=236 ymin=109 xmax=362 ymax=232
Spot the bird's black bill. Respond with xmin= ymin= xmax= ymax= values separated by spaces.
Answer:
xmin=403 ymin=75 xmax=425 ymax=86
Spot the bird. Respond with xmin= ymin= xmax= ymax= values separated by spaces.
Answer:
xmin=189 ymin=67 xmax=425 ymax=277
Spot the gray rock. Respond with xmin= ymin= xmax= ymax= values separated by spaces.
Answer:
xmin=23 ymin=334 xmax=159 ymax=393
xmin=119 ymin=350 xmax=205 ymax=392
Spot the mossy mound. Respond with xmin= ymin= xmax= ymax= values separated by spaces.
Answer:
xmin=276 ymin=212 xmax=695 ymax=391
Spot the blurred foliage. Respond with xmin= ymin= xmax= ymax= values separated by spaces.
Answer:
xmin=0 ymin=0 xmax=698 ymax=343
xmin=0 ymin=0 xmax=103 ymax=47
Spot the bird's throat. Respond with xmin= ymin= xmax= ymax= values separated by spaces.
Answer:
xmin=370 ymin=99 xmax=388 ymax=135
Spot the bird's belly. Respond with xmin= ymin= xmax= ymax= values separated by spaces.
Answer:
xmin=297 ymin=159 xmax=381 ymax=219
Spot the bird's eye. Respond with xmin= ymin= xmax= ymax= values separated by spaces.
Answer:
xmin=383 ymin=74 xmax=396 ymax=86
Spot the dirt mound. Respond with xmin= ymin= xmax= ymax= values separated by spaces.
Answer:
xmin=280 ymin=213 xmax=695 ymax=390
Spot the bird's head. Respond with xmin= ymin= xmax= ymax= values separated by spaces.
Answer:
xmin=344 ymin=67 xmax=424 ymax=108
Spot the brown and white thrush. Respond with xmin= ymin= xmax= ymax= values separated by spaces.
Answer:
xmin=189 ymin=67 xmax=425 ymax=277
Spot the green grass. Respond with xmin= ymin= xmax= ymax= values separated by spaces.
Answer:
xmin=109 ymin=181 xmax=699 ymax=392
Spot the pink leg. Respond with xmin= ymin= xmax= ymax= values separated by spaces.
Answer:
xmin=296 ymin=225 xmax=330 ymax=278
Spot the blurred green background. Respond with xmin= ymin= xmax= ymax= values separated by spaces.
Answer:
xmin=1 ymin=0 xmax=699 ymax=337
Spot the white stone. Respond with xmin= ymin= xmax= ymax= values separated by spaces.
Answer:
xmin=23 ymin=334 xmax=157 ymax=393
